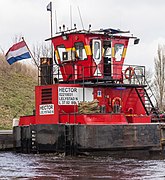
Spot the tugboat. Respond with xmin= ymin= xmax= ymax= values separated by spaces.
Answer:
xmin=13 ymin=26 xmax=165 ymax=155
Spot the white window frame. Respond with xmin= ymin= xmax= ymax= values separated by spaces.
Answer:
xmin=92 ymin=40 xmax=102 ymax=63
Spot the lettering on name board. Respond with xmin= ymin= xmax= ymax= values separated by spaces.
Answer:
xmin=39 ymin=104 xmax=54 ymax=115
xmin=58 ymin=87 xmax=81 ymax=105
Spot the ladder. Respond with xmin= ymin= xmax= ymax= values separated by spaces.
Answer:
xmin=135 ymin=88 xmax=158 ymax=115
xmin=134 ymin=71 xmax=159 ymax=116
xmin=31 ymin=129 xmax=38 ymax=153
xmin=134 ymin=71 xmax=158 ymax=104
xmin=65 ymin=125 xmax=76 ymax=156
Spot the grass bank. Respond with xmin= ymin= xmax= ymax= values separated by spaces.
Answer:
xmin=0 ymin=54 xmax=37 ymax=129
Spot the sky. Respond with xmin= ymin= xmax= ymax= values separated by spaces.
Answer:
xmin=0 ymin=0 xmax=165 ymax=70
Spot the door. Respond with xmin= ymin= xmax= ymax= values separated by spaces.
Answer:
xmin=103 ymin=40 xmax=111 ymax=77
xmin=92 ymin=39 xmax=102 ymax=77
xmin=111 ymin=39 xmax=129 ymax=80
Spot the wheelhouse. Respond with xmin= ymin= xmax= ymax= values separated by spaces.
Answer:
xmin=51 ymin=30 xmax=131 ymax=83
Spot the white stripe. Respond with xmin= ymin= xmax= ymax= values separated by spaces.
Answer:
xmin=94 ymin=67 xmax=102 ymax=76
xmin=6 ymin=46 xmax=29 ymax=60
xmin=75 ymin=65 xmax=77 ymax=79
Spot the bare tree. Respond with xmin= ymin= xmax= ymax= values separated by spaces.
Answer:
xmin=0 ymin=46 xmax=5 ymax=55
xmin=154 ymin=44 xmax=165 ymax=111
xmin=12 ymin=34 xmax=22 ymax=44
xmin=32 ymin=42 xmax=51 ymax=66
xmin=145 ymin=68 xmax=153 ymax=85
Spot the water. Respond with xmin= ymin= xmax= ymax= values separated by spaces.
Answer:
xmin=0 ymin=152 xmax=165 ymax=179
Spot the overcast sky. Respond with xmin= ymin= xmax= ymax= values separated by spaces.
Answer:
xmin=0 ymin=0 xmax=165 ymax=70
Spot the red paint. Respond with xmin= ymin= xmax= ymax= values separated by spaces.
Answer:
xmin=35 ymin=85 xmax=59 ymax=124
xmin=52 ymin=33 xmax=129 ymax=82
xmin=126 ymin=115 xmax=151 ymax=123
xmin=19 ymin=115 xmax=35 ymax=126
xmin=18 ymin=31 xmax=152 ymax=127
xmin=59 ymin=114 xmax=128 ymax=124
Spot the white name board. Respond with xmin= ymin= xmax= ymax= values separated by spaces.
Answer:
xmin=58 ymin=87 xmax=93 ymax=105
xmin=40 ymin=104 xmax=54 ymax=115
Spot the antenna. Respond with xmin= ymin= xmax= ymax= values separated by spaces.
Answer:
xmin=74 ymin=24 xmax=77 ymax=30
xmin=59 ymin=26 xmax=61 ymax=32
xmin=55 ymin=10 xmax=58 ymax=33
xmin=70 ymin=5 xmax=72 ymax=30
xmin=63 ymin=24 xmax=65 ymax=31
xmin=77 ymin=6 xmax=84 ymax=30
xmin=89 ymin=24 xmax=91 ymax=31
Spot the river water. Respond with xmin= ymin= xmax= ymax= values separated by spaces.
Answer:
xmin=0 ymin=152 xmax=165 ymax=179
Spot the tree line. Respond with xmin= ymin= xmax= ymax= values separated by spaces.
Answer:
xmin=154 ymin=45 xmax=165 ymax=112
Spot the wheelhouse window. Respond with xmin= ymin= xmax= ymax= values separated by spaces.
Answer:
xmin=57 ymin=45 xmax=66 ymax=62
xmin=75 ymin=42 xmax=87 ymax=60
xmin=114 ymin=44 xmax=124 ymax=61
xmin=92 ymin=40 xmax=102 ymax=62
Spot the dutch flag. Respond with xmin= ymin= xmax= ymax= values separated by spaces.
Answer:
xmin=5 ymin=40 xmax=31 ymax=65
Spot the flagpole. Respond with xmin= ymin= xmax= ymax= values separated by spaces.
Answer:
xmin=50 ymin=3 xmax=53 ymax=62
xmin=22 ymin=37 xmax=49 ymax=85
xmin=50 ymin=2 xmax=53 ymax=39
xmin=55 ymin=10 xmax=58 ymax=33
xmin=47 ymin=2 xmax=53 ymax=61
xmin=21 ymin=37 xmax=38 ymax=68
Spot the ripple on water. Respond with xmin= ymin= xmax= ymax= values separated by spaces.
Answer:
xmin=0 ymin=152 xmax=165 ymax=179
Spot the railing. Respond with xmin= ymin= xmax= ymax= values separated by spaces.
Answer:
xmin=38 ymin=63 xmax=146 ymax=86
xmin=122 ymin=65 xmax=145 ymax=85
xmin=134 ymin=70 xmax=158 ymax=107
xmin=37 ymin=62 xmax=161 ymax=121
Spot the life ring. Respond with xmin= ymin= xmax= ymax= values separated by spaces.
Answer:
xmin=127 ymin=107 xmax=134 ymax=114
xmin=124 ymin=66 xmax=135 ymax=79
xmin=112 ymin=97 xmax=122 ymax=108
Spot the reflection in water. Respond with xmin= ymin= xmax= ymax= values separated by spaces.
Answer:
xmin=0 ymin=152 xmax=165 ymax=179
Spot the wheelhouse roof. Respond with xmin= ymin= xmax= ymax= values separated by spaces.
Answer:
xmin=45 ymin=28 xmax=137 ymax=41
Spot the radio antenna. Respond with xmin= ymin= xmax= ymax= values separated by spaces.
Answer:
xmin=77 ymin=6 xmax=84 ymax=30
xmin=55 ymin=10 xmax=58 ymax=33
xmin=70 ymin=5 xmax=73 ymax=29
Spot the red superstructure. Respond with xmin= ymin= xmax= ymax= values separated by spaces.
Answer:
xmin=19 ymin=28 xmax=157 ymax=126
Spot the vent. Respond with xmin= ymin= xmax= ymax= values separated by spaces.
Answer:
xmin=41 ymin=88 xmax=52 ymax=104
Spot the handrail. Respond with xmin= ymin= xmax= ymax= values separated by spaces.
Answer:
xmin=134 ymin=70 xmax=158 ymax=107
xmin=38 ymin=63 xmax=146 ymax=86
